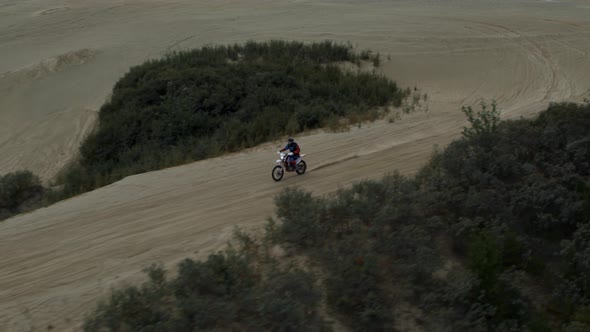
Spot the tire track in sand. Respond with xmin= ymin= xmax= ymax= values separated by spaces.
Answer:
xmin=466 ymin=20 xmax=575 ymax=103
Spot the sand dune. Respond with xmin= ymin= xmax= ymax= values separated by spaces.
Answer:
xmin=1 ymin=0 xmax=590 ymax=330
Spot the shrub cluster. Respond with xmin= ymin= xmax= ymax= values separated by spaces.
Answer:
xmin=83 ymin=100 xmax=589 ymax=330
xmin=271 ymin=101 xmax=590 ymax=331
xmin=85 ymin=104 xmax=590 ymax=331
xmin=272 ymin=176 xmax=440 ymax=330
xmin=57 ymin=40 xmax=405 ymax=198
xmin=85 ymin=238 xmax=328 ymax=332
xmin=0 ymin=170 xmax=44 ymax=221
xmin=84 ymin=101 xmax=590 ymax=331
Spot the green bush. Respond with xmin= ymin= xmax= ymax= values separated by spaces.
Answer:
xmin=85 ymin=249 xmax=327 ymax=331
xmin=274 ymin=187 xmax=329 ymax=248
xmin=84 ymin=101 xmax=590 ymax=330
xmin=0 ymin=170 xmax=44 ymax=220
xmin=273 ymin=175 xmax=435 ymax=331
xmin=270 ymin=101 xmax=590 ymax=330
xmin=461 ymin=100 xmax=501 ymax=139
xmin=58 ymin=40 xmax=408 ymax=199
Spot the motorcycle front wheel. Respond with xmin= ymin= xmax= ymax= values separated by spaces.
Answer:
xmin=296 ymin=160 xmax=307 ymax=175
xmin=272 ymin=165 xmax=284 ymax=181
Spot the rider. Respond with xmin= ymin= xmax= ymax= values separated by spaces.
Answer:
xmin=280 ymin=137 xmax=300 ymax=170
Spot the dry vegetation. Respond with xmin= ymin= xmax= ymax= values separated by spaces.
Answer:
xmin=85 ymin=101 xmax=590 ymax=331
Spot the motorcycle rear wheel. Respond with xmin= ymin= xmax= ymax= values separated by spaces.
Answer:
xmin=296 ymin=160 xmax=307 ymax=175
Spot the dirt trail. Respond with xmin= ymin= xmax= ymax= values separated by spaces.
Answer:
xmin=1 ymin=0 xmax=590 ymax=330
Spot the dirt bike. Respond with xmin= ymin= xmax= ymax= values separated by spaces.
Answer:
xmin=272 ymin=151 xmax=307 ymax=181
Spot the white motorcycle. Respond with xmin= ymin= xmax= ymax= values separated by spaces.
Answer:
xmin=272 ymin=151 xmax=307 ymax=181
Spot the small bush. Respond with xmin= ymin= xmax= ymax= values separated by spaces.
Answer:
xmin=274 ymin=187 xmax=328 ymax=248
xmin=0 ymin=170 xmax=44 ymax=220
xmin=461 ymin=100 xmax=501 ymax=139
xmin=84 ymin=248 xmax=327 ymax=331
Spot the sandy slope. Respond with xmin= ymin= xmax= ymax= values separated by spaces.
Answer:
xmin=1 ymin=0 xmax=590 ymax=330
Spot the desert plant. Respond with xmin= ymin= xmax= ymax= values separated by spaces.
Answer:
xmin=461 ymin=100 xmax=501 ymax=138
xmin=0 ymin=170 xmax=44 ymax=220
xmin=56 ymin=40 xmax=409 ymax=199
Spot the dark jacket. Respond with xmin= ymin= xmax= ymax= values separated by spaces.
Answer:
xmin=281 ymin=142 xmax=300 ymax=155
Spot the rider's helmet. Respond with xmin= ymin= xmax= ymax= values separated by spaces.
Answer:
xmin=287 ymin=137 xmax=294 ymax=145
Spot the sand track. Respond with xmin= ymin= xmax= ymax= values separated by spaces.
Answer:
xmin=1 ymin=0 xmax=590 ymax=330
